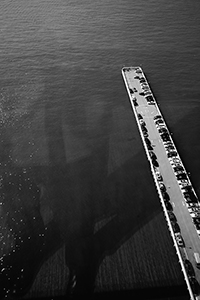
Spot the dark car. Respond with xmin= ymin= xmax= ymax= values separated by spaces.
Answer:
xmin=166 ymin=145 xmax=175 ymax=151
xmin=182 ymin=185 xmax=192 ymax=193
xmin=168 ymin=211 xmax=177 ymax=223
xmin=167 ymin=151 xmax=177 ymax=158
xmin=158 ymin=128 xmax=168 ymax=134
xmin=152 ymin=159 xmax=159 ymax=168
xmin=185 ymin=197 xmax=198 ymax=205
xmin=146 ymin=95 xmax=154 ymax=102
xmin=176 ymin=173 xmax=187 ymax=180
xmin=154 ymin=115 xmax=162 ymax=120
xmin=193 ymin=217 xmax=200 ymax=225
xmin=141 ymin=127 xmax=148 ymax=134
xmin=147 ymin=144 xmax=153 ymax=151
xmin=184 ymin=259 xmax=196 ymax=278
xmin=132 ymin=99 xmax=138 ymax=106
xmin=183 ymin=190 xmax=198 ymax=203
xmin=138 ymin=113 xmax=143 ymax=120
xmin=165 ymin=201 xmax=173 ymax=211
xmin=129 ymin=88 xmax=134 ymax=94
xmin=195 ymin=223 xmax=200 ymax=230
xmin=141 ymin=122 xmax=147 ymax=129
xmin=145 ymin=137 xmax=151 ymax=145
xmin=172 ymin=222 xmax=181 ymax=233
xmin=161 ymin=133 xmax=170 ymax=142
xmin=149 ymin=151 xmax=157 ymax=160
xmin=189 ymin=277 xmax=200 ymax=296
xmin=139 ymin=92 xmax=145 ymax=96
xmin=162 ymin=191 xmax=170 ymax=202
xmin=174 ymin=166 xmax=184 ymax=173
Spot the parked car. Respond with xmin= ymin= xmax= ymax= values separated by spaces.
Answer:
xmin=190 ymin=211 xmax=200 ymax=218
xmin=174 ymin=165 xmax=184 ymax=172
xmin=139 ymin=119 xmax=145 ymax=125
xmin=165 ymin=201 xmax=173 ymax=211
xmin=147 ymin=144 xmax=153 ymax=151
xmin=155 ymin=119 xmax=164 ymax=125
xmin=145 ymin=137 xmax=151 ymax=145
xmin=154 ymin=115 xmax=162 ymax=120
xmin=152 ymin=159 xmax=159 ymax=168
xmin=178 ymin=179 xmax=189 ymax=188
xmin=162 ymin=191 xmax=170 ymax=201
xmin=159 ymin=182 xmax=166 ymax=192
xmin=141 ymin=126 xmax=148 ymax=133
xmin=188 ymin=206 xmax=200 ymax=214
xmin=168 ymin=211 xmax=177 ymax=223
xmin=189 ymin=277 xmax=200 ymax=296
xmin=192 ymin=217 xmax=200 ymax=225
xmin=149 ymin=151 xmax=157 ymax=160
xmin=158 ymin=128 xmax=168 ymax=134
xmin=139 ymin=92 xmax=145 ymax=96
xmin=161 ymin=133 xmax=170 ymax=142
xmin=175 ymin=232 xmax=185 ymax=247
xmin=183 ymin=189 xmax=198 ymax=202
xmin=144 ymin=91 xmax=151 ymax=96
xmin=176 ymin=173 xmax=187 ymax=180
xmin=156 ymin=172 xmax=163 ymax=182
xmin=166 ymin=145 xmax=175 ymax=151
xmin=146 ymin=95 xmax=154 ymax=102
xmin=195 ymin=224 xmax=200 ymax=235
xmin=132 ymin=99 xmax=138 ymax=106
xmin=172 ymin=222 xmax=181 ymax=233
xmin=184 ymin=259 xmax=196 ymax=278
xmin=170 ymin=157 xmax=181 ymax=166
xmin=167 ymin=151 xmax=177 ymax=158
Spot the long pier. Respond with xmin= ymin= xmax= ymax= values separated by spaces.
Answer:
xmin=122 ymin=67 xmax=200 ymax=300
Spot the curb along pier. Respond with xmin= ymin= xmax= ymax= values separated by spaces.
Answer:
xmin=122 ymin=66 xmax=200 ymax=300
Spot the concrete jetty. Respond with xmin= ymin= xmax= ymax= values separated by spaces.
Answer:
xmin=122 ymin=66 xmax=200 ymax=300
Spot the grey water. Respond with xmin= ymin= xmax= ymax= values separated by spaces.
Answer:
xmin=0 ymin=0 xmax=200 ymax=297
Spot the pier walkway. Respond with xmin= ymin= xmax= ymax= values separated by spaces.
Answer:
xmin=122 ymin=67 xmax=200 ymax=300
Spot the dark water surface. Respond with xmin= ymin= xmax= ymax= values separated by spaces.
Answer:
xmin=0 ymin=0 xmax=200 ymax=298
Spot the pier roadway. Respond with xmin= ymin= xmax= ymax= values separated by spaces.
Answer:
xmin=122 ymin=67 xmax=200 ymax=299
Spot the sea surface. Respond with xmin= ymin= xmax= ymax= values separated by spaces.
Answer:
xmin=0 ymin=0 xmax=200 ymax=298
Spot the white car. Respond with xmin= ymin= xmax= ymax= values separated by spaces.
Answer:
xmin=188 ymin=206 xmax=200 ymax=214
xmin=170 ymin=158 xmax=181 ymax=166
xmin=178 ymin=179 xmax=189 ymax=188
xmin=175 ymin=232 xmax=185 ymax=247
xmin=190 ymin=211 xmax=200 ymax=218
xmin=155 ymin=171 xmax=163 ymax=181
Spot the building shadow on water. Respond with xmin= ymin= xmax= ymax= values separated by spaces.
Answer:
xmin=0 ymin=70 xmax=185 ymax=299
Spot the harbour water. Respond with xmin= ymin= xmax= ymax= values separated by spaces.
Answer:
xmin=0 ymin=0 xmax=200 ymax=297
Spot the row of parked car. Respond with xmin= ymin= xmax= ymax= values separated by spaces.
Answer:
xmin=154 ymin=114 xmax=200 ymax=238
xmin=133 ymin=70 xmax=200 ymax=296
xmin=133 ymin=73 xmax=156 ymax=106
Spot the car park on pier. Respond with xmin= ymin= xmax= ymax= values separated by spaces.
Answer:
xmin=122 ymin=67 xmax=200 ymax=296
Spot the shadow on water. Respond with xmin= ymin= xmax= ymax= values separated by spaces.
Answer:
xmin=0 ymin=67 xmax=172 ymax=299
